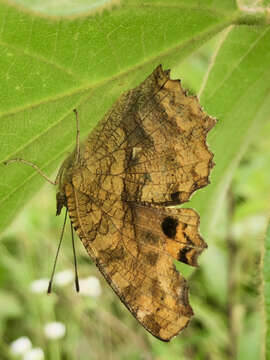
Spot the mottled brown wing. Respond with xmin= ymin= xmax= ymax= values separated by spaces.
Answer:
xmin=81 ymin=65 xmax=216 ymax=205
xmin=65 ymin=182 xmax=207 ymax=341
xmin=61 ymin=65 xmax=215 ymax=341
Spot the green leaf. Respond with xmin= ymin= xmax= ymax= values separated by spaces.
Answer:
xmin=0 ymin=0 xmax=243 ymax=232
xmin=234 ymin=121 xmax=270 ymax=220
xmin=264 ymin=220 xmax=270 ymax=359
xmin=185 ymin=26 xmax=270 ymax=240
xmin=0 ymin=0 xmax=269 ymax=234
xmin=9 ymin=0 xmax=238 ymax=16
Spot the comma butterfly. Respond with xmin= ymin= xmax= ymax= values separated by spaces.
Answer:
xmin=7 ymin=65 xmax=216 ymax=341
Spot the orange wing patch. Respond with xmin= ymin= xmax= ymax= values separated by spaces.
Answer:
xmin=57 ymin=65 xmax=216 ymax=341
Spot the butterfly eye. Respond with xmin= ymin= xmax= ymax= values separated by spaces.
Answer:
xmin=161 ymin=216 xmax=178 ymax=238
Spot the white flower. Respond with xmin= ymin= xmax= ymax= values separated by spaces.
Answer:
xmin=30 ymin=278 xmax=49 ymax=293
xmin=23 ymin=348 xmax=44 ymax=360
xmin=10 ymin=336 xmax=32 ymax=355
xmin=79 ymin=276 xmax=102 ymax=297
xmin=44 ymin=322 xmax=66 ymax=340
xmin=54 ymin=269 xmax=74 ymax=287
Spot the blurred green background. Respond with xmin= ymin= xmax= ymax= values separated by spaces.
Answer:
xmin=1 ymin=31 xmax=270 ymax=359
xmin=1 ymin=0 xmax=270 ymax=359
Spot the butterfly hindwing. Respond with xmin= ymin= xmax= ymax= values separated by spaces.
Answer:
xmin=66 ymin=183 xmax=200 ymax=341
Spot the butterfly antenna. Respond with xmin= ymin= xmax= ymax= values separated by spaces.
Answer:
xmin=47 ymin=208 xmax=68 ymax=294
xmin=71 ymin=222 xmax=80 ymax=292
xmin=4 ymin=158 xmax=58 ymax=185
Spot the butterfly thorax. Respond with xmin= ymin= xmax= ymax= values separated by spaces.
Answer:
xmin=56 ymin=148 xmax=78 ymax=216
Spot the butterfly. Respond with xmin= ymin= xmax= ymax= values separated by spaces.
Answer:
xmin=7 ymin=65 xmax=216 ymax=341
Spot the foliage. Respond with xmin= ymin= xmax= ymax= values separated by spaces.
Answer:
xmin=0 ymin=0 xmax=270 ymax=359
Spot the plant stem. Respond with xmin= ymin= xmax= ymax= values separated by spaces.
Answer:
xmin=226 ymin=188 xmax=238 ymax=359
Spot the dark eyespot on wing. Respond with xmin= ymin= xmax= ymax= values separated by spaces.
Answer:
xmin=171 ymin=191 xmax=180 ymax=202
xmin=178 ymin=246 xmax=191 ymax=264
xmin=161 ymin=216 xmax=178 ymax=238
